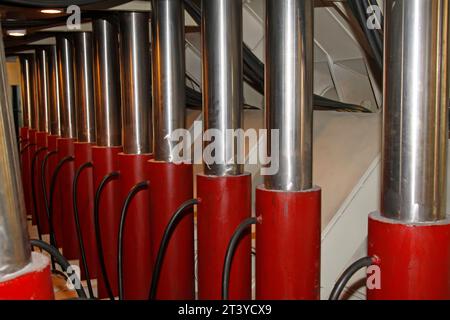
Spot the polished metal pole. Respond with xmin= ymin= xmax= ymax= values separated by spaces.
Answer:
xmin=35 ymin=47 xmax=51 ymax=133
xmin=202 ymin=0 xmax=243 ymax=176
xmin=19 ymin=54 xmax=38 ymax=130
xmin=93 ymin=16 xmax=121 ymax=147
xmin=382 ymin=0 xmax=449 ymax=223
xmin=56 ymin=34 xmax=77 ymax=139
xmin=264 ymin=0 xmax=314 ymax=192
xmin=0 ymin=32 xmax=31 ymax=278
xmin=151 ymin=0 xmax=186 ymax=162
xmin=48 ymin=45 xmax=61 ymax=136
xmin=74 ymin=32 xmax=96 ymax=143
xmin=119 ymin=11 xmax=151 ymax=155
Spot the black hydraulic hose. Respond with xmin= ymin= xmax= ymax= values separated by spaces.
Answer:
xmin=73 ymin=161 xmax=95 ymax=299
xmin=149 ymin=198 xmax=199 ymax=300
xmin=30 ymin=239 xmax=88 ymax=299
xmin=94 ymin=171 xmax=120 ymax=301
xmin=48 ymin=156 xmax=75 ymax=250
xmin=222 ymin=217 xmax=258 ymax=300
xmin=30 ymin=147 xmax=48 ymax=241
xmin=117 ymin=181 xmax=150 ymax=300
xmin=41 ymin=150 xmax=58 ymax=248
xmin=20 ymin=143 xmax=36 ymax=154
xmin=328 ymin=256 xmax=376 ymax=300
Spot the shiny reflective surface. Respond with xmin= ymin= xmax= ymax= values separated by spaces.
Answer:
xmin=74 ymin=32 xmax=96 ymax=143
xmin=56 ymin=35 xmax=77 ymax=139
xmin=120 ymin=12 xmax=151 ymax=154
xmin=151 ymin=0 xmax=186 ymax=162
xmin=48 ymin=45 xmax=61 ymax=136
xmin=0 ymin=33 xmax=31 ymax=277
xmin=93 ymin=16 xmax=122 ymax=147
xmin=19 ymin=54 xmax=34 ymax=129
xmin=202 ymin=0 xmax=243 ymax=176
xmin=382 ymin=0 xmax=449 ymax=222
xmin=264 ymin=0 xmax=314 ymax=191
xmin=35 ymin=47 xmax=51 ymax=133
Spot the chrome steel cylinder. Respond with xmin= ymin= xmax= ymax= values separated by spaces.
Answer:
xmin=119 ymin=11 xmax=151 ymax=155
xmin=74 ymin=32 xmax=96 ymax=143
xmin=35 ymin=47 xmax=51 ymax=133
xmin=151 ymin=0 xmax=186 ymax=162
xmin=382 ymin=0 xmax=449 ymax=223
xmin=93 ymin=16 xmax=122 ymax=147
xmin=56 ymin=35 xmax=77 ymax=139
xmin=0 ymin=33 xmax=31 ymax=278
xmin=202 ymin=0 xmax=243 ymax=176
xmin=264 ymin=0 xmax=314 ymax=192
xmin=19 ymin=54 xmax=37 ymax=130
xmin=48 ymin=45 xmax=61 ymax=136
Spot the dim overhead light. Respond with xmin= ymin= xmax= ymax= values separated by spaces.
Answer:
xmin=40 ymin=9 xmax=63 ymax=14
xmin=7 ymin=29 xmax=26 ymax=37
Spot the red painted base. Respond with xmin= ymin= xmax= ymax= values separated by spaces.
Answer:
xmin=197 ymin=174 xmax=252 ymax=300
xmin=367 ymin=212 xmax=450 ymax=300
xmin=148 ymin=161 xmax=194 ymax=300
xmin=92 ymin=146 xmax=123 ymax=299
xmin=35 ymin=132 xmax=49 ymax=234
xmin=74 ymin=142 xmax=97 ymax=280
xmin=256 ymin=186 xmax=321 ymax=300
xmin=28 ymin=129 xmax=37 ymax=225
xmin=118 ymin=153 xmax=152 ymax=300
xmin=0 ymin=252 xmax=54 ymax=300
xmin=57 ymin=138 xmax=78 ymax=260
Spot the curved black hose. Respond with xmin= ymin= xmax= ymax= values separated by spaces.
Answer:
xmin=30 ymin=147 xmax=48 ymax=241
xmin=20 ymin=143 xmax=36 ymax=154
xmin=117 ymin=181 xmax=150 ymax=300
xmin=328 ymin=256 xmax=376 ymax=300
xmin=30 ymin=239 xmax=87 ymax=299
xmin=94 ymin=171 xmax=120 ymax=300
xmin=48 ymin=156 xmax=75 ymax=250
xmin=149 ymin=198 xmax=199 ymax=300
xmin=222 ymin=217 xmax=258 ymax=300
xmin=41 ymin=150 xmax=58 ymax=247
xmin=73 ymin=161 xmax=95 ymax=299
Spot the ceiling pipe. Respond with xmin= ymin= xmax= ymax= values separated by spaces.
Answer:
xmin=93 ymin=16 xmax=121 ymax=147
xmin=368 ymin=0 xmax=450 ymax=300
xmin=119 ymin=11 xmax=152 ymax=155
xmin=74 ymin=32 xmax=96 ymax=144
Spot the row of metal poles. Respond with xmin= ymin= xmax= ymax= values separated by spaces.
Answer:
xmin=1 ymin=0 xmax=450 ymax=300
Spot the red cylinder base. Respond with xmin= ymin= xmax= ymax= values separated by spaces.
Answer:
xmin=255 ymin=186 xmax=321 ymax=300
xmin=197 ymin=174 xmax=252 ymax=300
xmin=148 ymin=161 xmax=194 ymax=300
xmin=367 ymin=212 xmax=450 ymax=300
xmin=74 ymin=142 xmax=97 ymax=280
xmin=57 ymin=138 xmax=78 ymax=260
xmin=35 ymin=132 xmax=49 ymax=234
xmin=118 ymin=153 xmax=152 ymax=300
xmin=92 ymin=146 xmax=123 ymax=299
xmin=20 ymin=127 xmax=33 ymax=224
xmin=0 ymin=252 xmax=54 ymax=300
xmin=28 ymin=129 xmax=38 ymax=225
